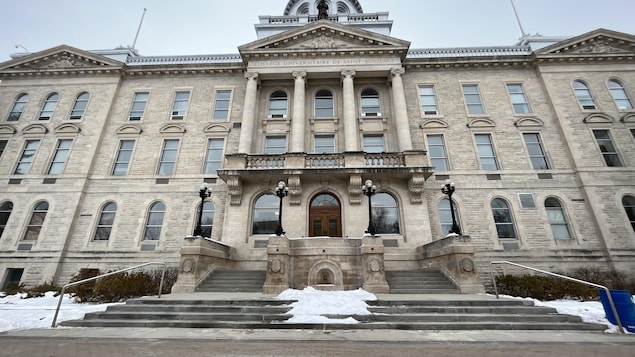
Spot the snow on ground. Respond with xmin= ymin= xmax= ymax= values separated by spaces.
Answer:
xmin=0 ymin=288 xmax=632 ymax=333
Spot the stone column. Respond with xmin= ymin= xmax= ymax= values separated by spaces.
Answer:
xmin=290 ymin=71 xmax=307 ymax=153
xmin=342 ymin=70 xmax=359 ymax=152
xmin=390 ymin=68 xmax=413 ymax=151
xmin=238 ymin=72 xmax=259 ymax=154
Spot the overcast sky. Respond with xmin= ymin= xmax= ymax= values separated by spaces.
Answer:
xmin=2 ymin=0 xmax=634 ymax=60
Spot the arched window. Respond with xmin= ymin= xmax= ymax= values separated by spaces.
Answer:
xmin=39 ymin=93 xmax=59 ymax=120
xmin=252 ymin=194 xmax=278 ymax=234
xmin=69 ymin=92 xmax=89 ymax=120
xmin=7 ymin=93 xmax=29 ymax=121
xmin=337 ymin=2 xmax=351 ymax=14
xmin=268 ymin=90 xmax=288 ymax=118
xmin=199 ymin=201 xmax=215 ymax=238
xmin=0 ymin=201 xmax=13 ymax=237
xmin=372 ymin=193 xmax=400 ymax=234
xmin=143 ymin=202 xmax=165 ymax=241
xmin=360 ymin=88 xmax=381 ymax=116
xmin=607 ymin=79 xmax=633 ymax=110
xmin=94 ymin=202 xmax=117 ymax=241
xmin=438 ymin=198 xmax=460 ymax=236
xmin=545 ymin=198 xmax=572 ymax=240
xmin=315 ymin=89 xmax=334 ymax=117
xmin=297 ymin=2 xmax=309 ymax=15
xmin=623 ymin=195 xmax=635 ymax=232
xmin=23 ymin=201 xmax=48 ymax=241
xmin=491 ymin=198 xmax=516 ymax=239
xmin=572 ymin=80 xmax=596 ymax=110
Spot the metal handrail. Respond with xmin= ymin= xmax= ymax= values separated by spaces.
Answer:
xmin=490 ymin=260 xmax=625 ymax=334
xmin=51 ymin=261 xmax=167 ymax=327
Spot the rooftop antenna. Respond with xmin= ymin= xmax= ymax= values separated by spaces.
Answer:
xmin=15 ymin=44 xmax=29 ymax=53
xmin=510 ymin=0 xmax=528 ymax=37
xmin=131 ymin=8 xmax=147 ymax=50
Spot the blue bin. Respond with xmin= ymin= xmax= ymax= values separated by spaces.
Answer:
xmin=599 ymin=289 xmax=635 ymax=333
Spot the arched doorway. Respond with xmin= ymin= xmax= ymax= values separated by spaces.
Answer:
xmin=309 ymin=193 xmax=341 ymax=237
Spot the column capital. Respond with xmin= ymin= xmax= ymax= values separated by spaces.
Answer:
xmin=341 ymin=70 xmax=356 ymax=80
xmin=292 ymin=71 xmax=307 ymax=80
xmin=245 ymin=71 xmax=259 ymax=81
xmin=390 ymin=67 xmax=405 ymax=78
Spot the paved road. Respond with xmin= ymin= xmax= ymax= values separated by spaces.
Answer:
xmin=1 ymin=328 xmax=634 ymax=357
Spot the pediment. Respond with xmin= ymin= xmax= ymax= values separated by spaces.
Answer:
xmin=0 ymin=45 xmax=124 ymax=74
xmin=240 ymin=21 xmax=410 ymax=56
xmin=420 ymin=119 xmax=448 ymax=129
xmin=21 ymin=124 xmax=48 ymax=136
xmin=514 ymin=117 xmax=544 ymax=128
xmin=116 ymin=124 xmax=143 ymax=135
xmin=467 ymin=118 xmax=496 ymax=128
xmin=535 ymin=29 xmax=635 ymax=58
xmin=204 ymin=123 xmax=231 ymax=133
xmin=0 ymin=124 xmax=17 ymax=136
xmin=159 ymin=124 xmax=186 ymax=134
xmin=54 ymin=123 xmax=81 ymax=135
xmin=583 ymin=113 xmax=614 ymax=124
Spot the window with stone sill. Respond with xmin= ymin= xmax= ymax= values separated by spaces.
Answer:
xmin=426 ymin=134 xmax=449 ymax=171
xmin=23 ymin=201 xmax=48 ymax=241
xmin=419 ymin=85 xmax=438 ymax=115
xmin=268 ymin=90 xmax=288 ymax=118
xmin=462 ymin=84 xmax=485 ymax=115
xmin=545 ymin=197 xmax=572 ymax=240
xmin=14 ymin=140 xmax=40 ymax=175
xmin=573 ymin=80 xmax=597 ymax=110
xmin=7 ymin=93 xmax=29 ymax=122
xmin=39 ymin=93 xmax=59 ymax=120
xmin=69 ymin=92 xmax=89 ymax=120
xmin=360 ymin=88 xmax=381 ymax=116
xmin=474 ymin=133 xmax=499 ymax=170
xmin=204 ymin=138 xmax=225 ymax=174
xmin=170 ymin=91 xmax=190 ymax=120
xmin=0 ymin=140 xmax=7 ymax=159
xmin=0 ymin=201 xmax=13 ymax=238
xmin=212 ymin=90 xmax=232 ymax=120
xmin=491 ymin=198 xmax=517 ymax=240
xmin=506 ymin=83 xmax=531 ymax=114
xmin=112 ymin=140 xmax=135 ymax=176
xmin=623 ymin=195 xmax=635 ymax=232
xmin=47 ymin=139 xmax=73 ymax=175
xmin=592 ymin=129 xmax=622 ymax=167
xmin=252 ymin=194 xmax=278 ymax=235
xmin=143 ymin=202 xmax=165 ymax=241
xmin=128 ymin=92 xmax=148 ymax=121
xmin=157 ymin=139 xmax=180 ymax=175
xmin=607 ymin=79 xmax=633 ymax=110
xmin=522 ymin=133 xmax=549 ymax=170
xmin=94 ymin=202 xmax=117 ymax=241
xmin=314 ymin=89 xmax=334 ymax=118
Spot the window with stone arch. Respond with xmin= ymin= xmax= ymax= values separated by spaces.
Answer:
xmin=623 ymin=195 xmax=635 ymax=232
xmin=143 ymin=201 xmax=165 ymax=241
xmin=545 ymin=197 xmax=572 ymax=240
xmin=7 ymin=93 xmax=29 ymax=122
xmin=314 ymin=89 xmax=334 ymax=118
xmin=296 ymin=2 xmax=309 ymax=15
xmin=252 ymin=194 xmax=278 ymax=235
xmin=372 ymin=192 xmax=400 ymax=234
xmin=360 ymin=88 xmax=381 ymax=116
xmin=197 ymin=201 xmax=215 ymax=238
xmin=438 ymin=198 xmax=460 ymax=236
xmin=69 ymin=92 xmax=90 ymax=120
xmin=0 ymin=201 xmax=13 ymax=238
xmin=337 ymin=2 xmax=351 ymax=14
xmin=23 ymin=201 xmax=49 ymax=241
xmin=39 ymin=92 xmax=59 ymax=120
xmin=94 ymin=202 xmax=117 ymax=241
xmin=607 ymin=79 xmax=633 ymax=110
xmin=572 ymin=80 xmax=597 ymax=110
xmin=268 ymin=90 xmax=288 ymax=118
xmin=491 ymin=198 xmax=517 ymax=240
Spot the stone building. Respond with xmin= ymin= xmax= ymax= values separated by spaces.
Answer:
xmin=1 ymin=0 xmax=634 ymax=291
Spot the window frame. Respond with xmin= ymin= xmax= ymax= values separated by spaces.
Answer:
xmin=264 ymin=136 xmax=287 ymax=155
xmin=22 ymin=201 xmax=49 ymax=241
xmin=39 ymin=93 xmax=59 ymax=121
xmin=491 ymin=198 xmax=517 ymax=240
xmin=143 ymin=201 xmax=165 ymax=241
xmin=474 ymin=133 xmax=499 ymax=171
xmin=419 ymin=85 xmax=439 ymax=115
xmin=93 ymin=202 xmax=117 ymax=241
xmin=592 ymin=129 xmax=623 ymax=167
xmin=522 ymin=132 xmax=550 ymax=170
xmin=572 ymin=80 xmax=597 ymax=110
xmin=69 ymin=92 xmax=89 ymax=120
xmin=128 ymin=92 xmax=149 ymax=121
xmin=14 ymin=139 xmax=41 ymax=175
xmin=252 ymin=194 xmax=279 ymax=235
xmin=47 ymin=138 xmax=73 ymax=175
xmin=438 ymin=198 xmax=460 ymax=236
xmin=607 ymin=79 xmax=633 ymax=110
xmin=545 ymin=197 xmax=573 ymax=240
xmin=212 ymin=89 xmax=232 ymax=120
xmin=462 ymin=84 xmax=486 ymax=115
xmin=506 ymin=83 xmax=531 ymax=114
xmin=360 ymin=88 xmax=381 ymax=116
xmin=0 ymin=201 xmax=13 ymax=238
xmin=363 ymin=134 xmax=385 ymax=153
xmin=268 ymin=90 xmax=289 ymax=118
xmin=157 ymin=138 xmax=180 ymax=175
xmin=371 ymin=192 xmax=401 ymax=234
xmin=0 ymin=139 xmax=7 ymax=159
xmin=426 ymin=134 xmax=450 ymax=171
xmin=623 ymin=195 xmax=635 ymax=232
xmin=7 ymin=93 xmax=29 ymax=122
xmin=111 ymin=140 xmax=136 ymax=176
xmin=314 ymin=89 xmax=334 ymax=118
xmin=313 ymin=135 xmax=335 ymax=154
xmin=203 ymin=138 xmax=225 ymax=174
xmin=170 ymin=91 xmax=190 ymax=120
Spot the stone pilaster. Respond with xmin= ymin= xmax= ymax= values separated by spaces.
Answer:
xmin=238 ymin=72 xmax=259 ymax=154
xmin=390 ymin=68 xmax=413 ymax=151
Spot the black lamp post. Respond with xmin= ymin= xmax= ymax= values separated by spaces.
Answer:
xmin=362 ymin=179 xmax=377 ymax=236
xmin=275 ymin=180 xmax=289 ymax=236
xmin=441 ymin=180 xmax=461 ymax=235
xmin=193 ymin=183 xmax=211 ymax=236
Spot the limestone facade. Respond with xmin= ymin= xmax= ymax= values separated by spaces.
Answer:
xmin=0 ymin=1 xmax=634 ymax=289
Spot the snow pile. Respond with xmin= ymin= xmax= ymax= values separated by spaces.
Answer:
xmin=276 ymin=287 xmax=376 ymax=324
xmin=0 ymin=291 xmax=121 ymax=332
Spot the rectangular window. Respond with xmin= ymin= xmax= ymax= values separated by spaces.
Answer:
xmin=204 ymin=138 xmax=225 ymax=174
xmin=14 ymin=140 xmax=40 ymax=175
xmin=593 ymin=130 xmax=622 ymax=167
xmin=265 ymin=136 xmax=286 ymax=154
xmin=427 ymin=134 xmax=449 ymax=171
xmin=212 ymin=90 xmax=232 ymax=120
xmin=475 ymin=134 xmax=499 ymax=170
xmin=363 ymin=135 xmax=385 ymax=153
xmin=129 ymin=92 xmax=149 ymax=121
xmin=171 ymin=91 xmax=190 ymax=120
xmin=522 ymin=133 xmax=549 ymax=170
xmin=112 ymin=140 xmax=135 ymax=176
xmin=419 ymin=85 xmax=438 ymax=115
xmin=314 ymin=135 xmax=335 ymax=153
xmin=507 ymin=83 xmax=531 ymax=113
xmin=157 ymin=139 xmax=180 ymax=175
xmin=47 ymin=139 xmax=73 ymax=175
xmin=0 ymin=140 xmax=7 ymax=158
xmin=462 ymin=84 xmax=485 ymax=115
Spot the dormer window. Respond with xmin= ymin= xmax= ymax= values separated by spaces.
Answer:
xmin=268 ymin=91 xmax=288 ymax=118
xmin=361 ymin=88 xmax=381 ymax=116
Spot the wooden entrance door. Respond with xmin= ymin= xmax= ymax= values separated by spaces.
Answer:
xmin=309 ymin=194 xmax=341 ymax=237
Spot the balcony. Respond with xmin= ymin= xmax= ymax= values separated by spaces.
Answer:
xmin=217 ymin=151 xmax=432 ymax=205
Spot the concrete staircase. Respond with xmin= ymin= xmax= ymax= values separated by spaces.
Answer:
xmin=61 ymin=296 xmax=607 ymax=331
xmin=195 ymin=270 xmax=266 ymax=293
xmin=385 ymin=269 xmax=460 ymax=294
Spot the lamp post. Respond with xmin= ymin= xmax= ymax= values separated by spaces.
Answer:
xmin=441 ymin=180 xmax=461 ymax=235
xmin=275 ymin=181 xmax=289 ymax=236
xmin=362 ymin=179 xmax=377 ymax=236
xmin=193 ymin=183 xmax=211 ymax=236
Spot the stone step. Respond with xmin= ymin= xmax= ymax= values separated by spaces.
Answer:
xmin=195 ymin=270 xmax=266 ymax=293
xmin=385 ymin=269 xmax=460 ymax=294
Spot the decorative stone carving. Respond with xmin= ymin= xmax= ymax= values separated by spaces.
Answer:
xmin=181 ymin=258 xmax=195 ymax=273
xmin=292 ymin=70 xmax=307 ymax=81
xmin=288 ymin=176 xmax=302 ymax=206
xmin=227 ymin=177 xmax=243 ymax=205
xmin=460 ymin=258 xmax=475 ymax=272
xmin=573 ymin=39 xmax=629 ymax=54
xmin=341 ymin=69 xmax=356 ymax=81
xmin=408 ymin=175 xmax=426 ymax=204
xmin=348 ymin=175 xmax=363 ymax=205
xmin=244 ymin=71 xmax=259 ymax=81
xmin=43 ymin=55 xmax=82 ymax=68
